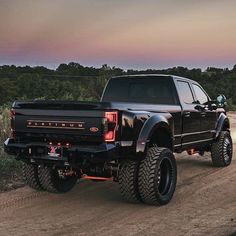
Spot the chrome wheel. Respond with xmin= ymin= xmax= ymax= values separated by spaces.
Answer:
xmin=211 ymin=131 xmax=233 ymax=167
xmin=223 ymin=137 xmax=232 ymax=163
xmin=158 ymin=158 xmax=173 ymax=196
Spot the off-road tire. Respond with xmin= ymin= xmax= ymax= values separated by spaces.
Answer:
xmin=118 ymin=160 xmax=141 ymax=203
xmin=38 ymin=166 xmax=78 ymax=193
xmin=23 ymin=163 xmax=44 ymax=191
xmin=211 ymin=131 xmax=233 ymax=167
xmin=138 ymin=147 xmax=177 ymax=205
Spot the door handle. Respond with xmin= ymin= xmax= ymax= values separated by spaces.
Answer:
xmin=194 ymin=104 xmax=206 ymax=111
xmin=201 ymin=112 xmax=206 ymax=117
xmin=184 ymin=111 xmax=191 ymax=117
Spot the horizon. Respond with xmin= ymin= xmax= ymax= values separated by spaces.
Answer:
xmin=1 ymin=1 xmax=236 ymax=70
xmin=0 ymin=62 xmax=235 ymax=73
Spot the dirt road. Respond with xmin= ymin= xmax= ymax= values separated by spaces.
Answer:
xmin=0 ymin=114 xmax=236 ymax=236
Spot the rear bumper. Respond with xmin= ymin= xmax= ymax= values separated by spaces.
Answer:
xmin=4 ymin=138 xmax=119 ymax=163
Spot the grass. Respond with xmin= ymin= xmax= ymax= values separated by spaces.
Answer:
xmin=0 ymin=148 xmax=23 ymax=177
xmin=0 ymin=147 xmax=24 ymax=192
xmin=0 ymin=107 xmax=24 ymax=192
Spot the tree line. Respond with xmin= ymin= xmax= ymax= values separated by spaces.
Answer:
xmin=0 ymin=62 xmax=236 ymax=110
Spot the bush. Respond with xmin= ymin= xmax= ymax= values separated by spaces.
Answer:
xmin=0 ymin=107 xmax=11 ymax=144
xmin=0 ymin=106 xmax=23 ymax=191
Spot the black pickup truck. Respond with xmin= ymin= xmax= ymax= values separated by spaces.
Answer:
xmin=4 ymin=74 xmax=233 ymax=205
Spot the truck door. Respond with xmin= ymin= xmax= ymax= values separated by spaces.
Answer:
xmin=176 ymin=80 xmax=202 ymax=145
xmin=191 ymin=83 xmax=216 ymax=140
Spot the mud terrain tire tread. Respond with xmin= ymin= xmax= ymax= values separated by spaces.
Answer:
xmin=38 ymin=166 xmax=77 ymax=193
xmin=118 ymin=160 xmax=141 ymax=203
xmin=23 ymin=163 xmax=44 ymax=191
xmin=211 ymin=131 xmax=233 ymax=167
xmin=138 ymin=147 xmax=177 ymax=205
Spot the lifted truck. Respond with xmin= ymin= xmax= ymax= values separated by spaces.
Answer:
xmin=4 ymin=75 xmax=233 ymax=205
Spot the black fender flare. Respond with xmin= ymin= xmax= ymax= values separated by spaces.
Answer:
xmin=136 ymin=115 xmax=174 ymax=153
xmin=215 ymin=113 xmax=230 ymax=138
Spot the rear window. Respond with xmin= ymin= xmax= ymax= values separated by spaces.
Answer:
xmin=102 ymin=77 xmax=177 ymax=105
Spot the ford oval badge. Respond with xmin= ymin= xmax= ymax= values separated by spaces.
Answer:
xmin=90 ymin=127 xmax=99 ymax=132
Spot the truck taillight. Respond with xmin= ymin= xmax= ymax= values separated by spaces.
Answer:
xmin=10 ymin=108 xmax=16 ymax=139
xmin=10 ymin=108 xmax=16 ymax=118
xmin=104 ymin=111 xmax=118 ymax=142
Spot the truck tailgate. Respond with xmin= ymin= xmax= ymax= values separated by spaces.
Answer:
xmin=12 ymin=101 xmax=110 ymax=142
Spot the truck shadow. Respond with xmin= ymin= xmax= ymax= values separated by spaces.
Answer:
xmin=62 ymin=154 xmax=221 ymax=205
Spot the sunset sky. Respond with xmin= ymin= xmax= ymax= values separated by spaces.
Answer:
xmin=0 ymin=0 xmax=236 ymax=70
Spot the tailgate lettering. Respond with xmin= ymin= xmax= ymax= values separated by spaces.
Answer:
xmin=27 ymin=120 xmax=85 ymax=130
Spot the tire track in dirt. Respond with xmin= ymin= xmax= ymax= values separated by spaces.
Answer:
xmin=0 ymin=189 xmax=47 ymax=211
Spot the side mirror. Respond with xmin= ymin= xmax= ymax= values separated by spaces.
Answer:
xmin=209 ymin=103 xmax=217 ymax=110
xmin=216 ymin=94 xmax=226 ymax=108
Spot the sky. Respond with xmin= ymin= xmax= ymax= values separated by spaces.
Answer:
xmin=0 ymin=0 xmax=236 ymax=70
